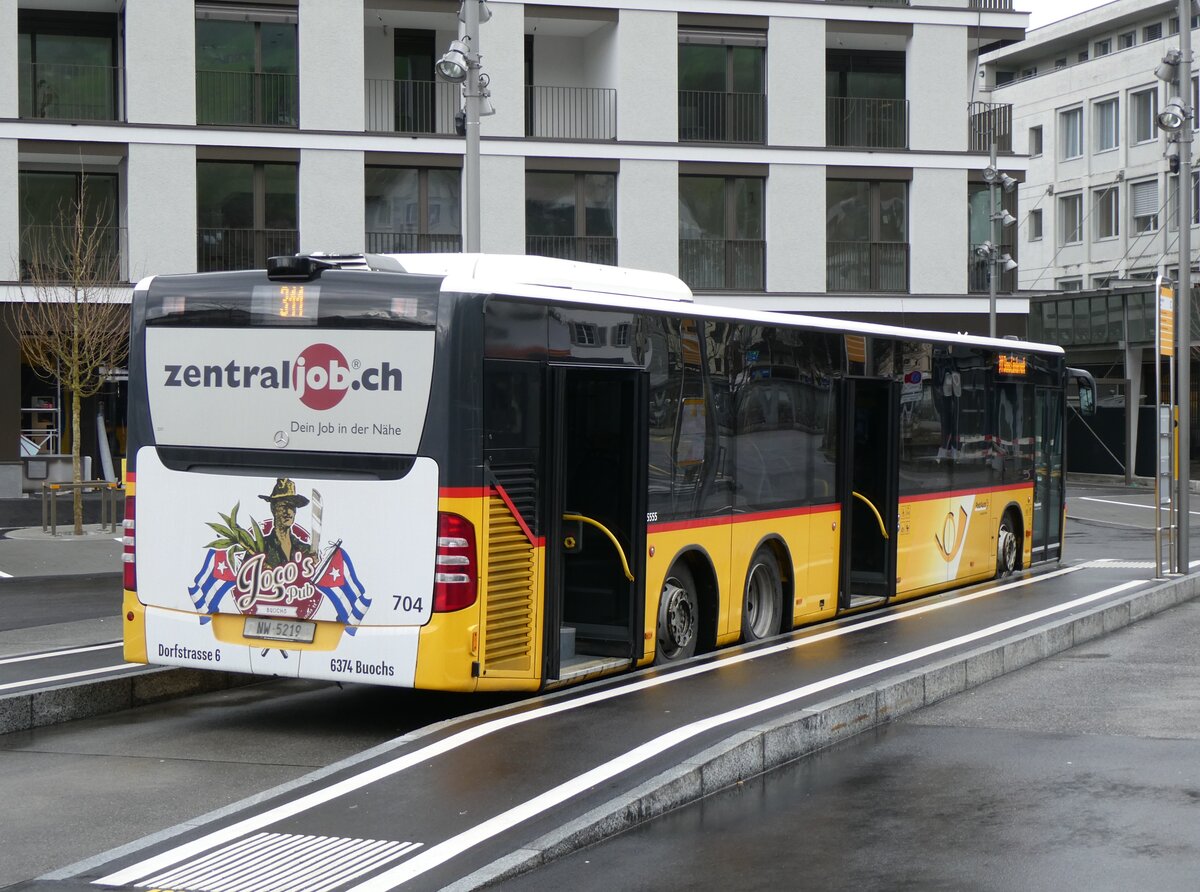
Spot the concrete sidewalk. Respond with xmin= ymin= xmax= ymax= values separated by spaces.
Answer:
xmin=0 ymin=524 xmax=122 ymax=580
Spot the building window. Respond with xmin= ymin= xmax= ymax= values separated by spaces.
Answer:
xmin=1091 ymin=274 xmax=1112 ymax=288
xmin=1056 ymin=278 xmax=1083 ymax=292
xmin=1130 ymin=179 xmax=1159 ymax=234
xmin=1145 ymin=23 xmax=1163 ymax=42
xmin=1117 ymin=31 xmax=1135 ymax=50
xmin=195 ymin=5 xmax=298 ymax=127
xmin=196 ymin=160 xmax=298 ymax=271
xmin=1131 ymin=89 xmax=1158 ymax=144
xmin=1029 ymin=125 xmax=1043 ymax=156
xmin=526 ymin=171 xmax=617 ymax=265
xmin=1059 ymin=193 xmax=1083 ymax=245
xmin=1093 ymin=98 xmax=1118 ymax=152
xmin=826 ymin=179 xmax=908 ymax=293
xmin=1094 ymin=39 xmax=1111 ymax=57
xmin=1029 ymin=209 xmax=1043 ymax=241
xmin=1055 ymin=58 xmax=1067 ymax=70
xmin=365 ymin=166 xmax=461 ymax=253
xmin=680 ymin=174 xmax=765 ymax=291
xmin=1170 ymin=17 xmax=1179 ymax=36
xmin=1078 ymin=50 xmax=1089 ymax=63
xmin=18 ymin=10 xmax=120 ymax=121
xmin=826 ymin=50 xmax=908 ymax=149
xmin=1060 ymin=107 xmax=1083 ymax=159
xmin=19 ymin=169 xmax=120 ymax=281
xmin=1094 ymin=187 xmax=1119 ymax=239
xmin=1021 ymin=67 xmax=1037 ymax=79
xmin=678 ymin=29 xmax=766 ymax=144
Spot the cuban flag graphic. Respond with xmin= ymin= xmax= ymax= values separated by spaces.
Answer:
xmin=188 ymin=548 xmax=238 ymax=615
xmin=312 ymin=544 xmax=373 ymax=629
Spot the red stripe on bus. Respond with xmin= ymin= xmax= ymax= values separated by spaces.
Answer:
xmin=492 ymin=483 xmax=543 ymax=547
xmin=899 ymin=482 xmax=1034 ymax=505
xmin=649 ymin=502 xmax=839 ymax=534
xmin=440 ymin=487 xmax=488 ymax=499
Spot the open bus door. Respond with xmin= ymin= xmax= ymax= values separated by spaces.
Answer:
xmin=838 ymin=377 xmax=900 ymax=610
xmin=543 ymin=365 xmax=648 ymax=683
xmin=1031 ymin=385 xmax=1065 ymax=563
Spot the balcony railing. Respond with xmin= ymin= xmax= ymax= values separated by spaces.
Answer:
xmin=20 ymin=224 xmax=127 ymax=283
xmin=827 ymin=241 xmax=909 ymax=293
xmin=364 ymin=79 xmax=459 ymax=134
xmin=197 ymin=70 xmax=298 ymax=127
xmin=680 ymin=239 xmax=765 ymax=292
xmin=19 ymin=62 xmax=121 ymax=121
xmin=198 ymin=228 xmax=298 ymax=272
xmin=365 ymin=231 xmax=463 ymax=253
xmin=678 ymin=91 xmax=765 ymax=144
xmin=826 ymin=97 xmax=908 ymax=149
xmin=968 ymin=243 xmax=1017 ymax=293
xmin=525 ymin=85 xmax=617 ymax=141
xmin=968 ymin=101 xmax=1013 ymax=153
xmin=526 ymin=235 xmax=618 ymax=266
xmin=969 ymin=0 xmax=1013 ymax=9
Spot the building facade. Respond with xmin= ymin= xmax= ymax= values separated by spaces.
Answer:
xmin=0 ymin=0 xmax=1026 ymax=475
xmin=980 ymin=0 xmax=1185 ymax=291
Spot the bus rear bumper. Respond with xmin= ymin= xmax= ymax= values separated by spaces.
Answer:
xmin=139 ymin=604 xmax=420 ymax=687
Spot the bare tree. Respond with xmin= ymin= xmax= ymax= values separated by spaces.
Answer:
xmin=10 ymin=173 xmax=128 ymax=535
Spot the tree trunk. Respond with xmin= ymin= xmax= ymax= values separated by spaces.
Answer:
xmin=72 ymin=388 xmax=83 ymax=535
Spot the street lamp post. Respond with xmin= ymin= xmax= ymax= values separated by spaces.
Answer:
xmin=1155 ymin=5 xmax=1193 ymax=570
xmin=435 ymin=2 xmax=494 ymax=254
xmin=982 ymin=143 xmax=1018 ymax=338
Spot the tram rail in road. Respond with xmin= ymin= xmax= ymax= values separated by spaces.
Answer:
xmin=26 ymin=555 xmax=1194 ymax=892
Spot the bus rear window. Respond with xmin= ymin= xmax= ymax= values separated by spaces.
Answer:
xmin=145 ymin=270 xmax=440 ymax=329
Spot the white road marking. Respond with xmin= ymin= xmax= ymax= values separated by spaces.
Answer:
xmin=347 ymin=579 xmax=1148 ymax=890
xmin=1078 ymin=496 xmax=1200 ymax=516
xmin=0 ymin=663 xmax=138 ymax=692
xmin=0 ymin=642 xmax=122 ymax=666
xmin=95 ymin=564 xmax=1129 ymax=889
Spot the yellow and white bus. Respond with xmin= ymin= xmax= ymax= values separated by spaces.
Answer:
xmin=121 ymin=253 xmax=1092 ymax=691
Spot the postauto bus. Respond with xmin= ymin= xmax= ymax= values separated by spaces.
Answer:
xmin=121 ymin=253 xmax=1093 ymax=691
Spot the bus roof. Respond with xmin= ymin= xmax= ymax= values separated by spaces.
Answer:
xmin=382 ymin=253 xmax=695 ymax=304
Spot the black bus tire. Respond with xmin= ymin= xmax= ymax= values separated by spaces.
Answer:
xmin=655 ymin=562 xmax=699 ymax=663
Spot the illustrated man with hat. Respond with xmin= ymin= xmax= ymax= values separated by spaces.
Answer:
xmin=260 ymin=478 xmax=312 ymax=568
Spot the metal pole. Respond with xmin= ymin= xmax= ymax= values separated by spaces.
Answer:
xmin=1177 ymin=0 xmax=1192 ymax=572
xmin=989 ymin=141 xmax=998 ymax=338
xmin=463 ymin=0 xmax=481 ymax=253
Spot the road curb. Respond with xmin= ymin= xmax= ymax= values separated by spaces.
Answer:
xmin=0 ymin=666 xmax=257 ymax=735
xmin=447 ymin=571 xmax=1200 ymax=891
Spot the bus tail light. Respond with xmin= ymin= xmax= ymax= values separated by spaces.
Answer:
xmin=122 ymin=494 xmax=136 ymax=591
xmin=434 ymin=512 xmax=477 ymax=612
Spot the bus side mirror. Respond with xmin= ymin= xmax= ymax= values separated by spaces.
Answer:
xmin=1068 ymin=367 xmax=1096 ymax=416
xmin=1079 ymin=384 xmax=1095 ymax=416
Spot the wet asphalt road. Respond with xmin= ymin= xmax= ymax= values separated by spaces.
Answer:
xmin=503 ymin=485 xmax=1200 ymax=892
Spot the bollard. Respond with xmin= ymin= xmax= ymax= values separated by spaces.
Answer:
xmin=49 ymin=483 xmax=59 ymax=536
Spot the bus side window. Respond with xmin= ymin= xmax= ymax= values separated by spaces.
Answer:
xmin=484 ymin=360 xmax=540 ymax=450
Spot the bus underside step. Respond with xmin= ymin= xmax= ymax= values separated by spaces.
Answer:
xmin=847 ymin=594 xmax=888 ymax=610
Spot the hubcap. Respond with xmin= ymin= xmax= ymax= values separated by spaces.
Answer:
xmin=745 ymin=564 xmax=773 ymax=638
xmin=662 ymin=579 xmax=695 ymax=649
xmin=998 ymin=525 xmax=1017 ymax=572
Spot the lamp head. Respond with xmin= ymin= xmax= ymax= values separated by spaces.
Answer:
xmin=1000 ymin=254 xmax=1018 ymax=273
xmin=1158 ymin=97 xmax=1188 ymax=133
xmin=1157 ymin=49 xmax=1182 ymax=83
xmin=458 ymin=0 xmax=492 ymax=24
xmin=435 ymin=39 xmax=472 ymax=83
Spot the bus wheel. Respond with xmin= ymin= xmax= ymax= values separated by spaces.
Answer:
xmin=741 ymin=547 xmax=782 ymax=642
xmin=997 ymin=511 xmax=1019 ymax=577
xmin=655 ymin=563 xmax=699 ymax=663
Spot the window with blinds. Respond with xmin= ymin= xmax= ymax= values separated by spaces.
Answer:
xmin=1131 ymin=179 xmax=1159 ymax=234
